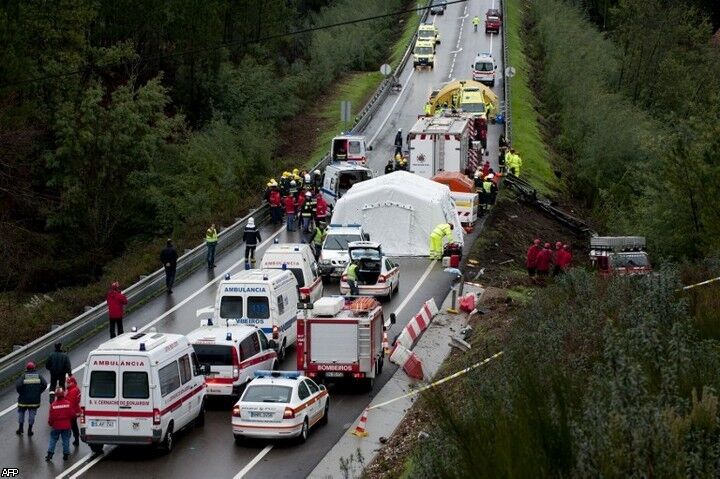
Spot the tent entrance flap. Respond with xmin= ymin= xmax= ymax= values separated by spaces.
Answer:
xmin=362 ymin=203 xmax=414 ymax=256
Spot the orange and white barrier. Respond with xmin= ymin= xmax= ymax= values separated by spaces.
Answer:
xmin=351 ymin=408 xmax=370 ymax=437
xmin=389 ymin=344 xmax=425 ymax=380
xmin=382 ymin=331 xmax=389 ymax=356
xmin=395 ymin=298 xmax=439 ymax=349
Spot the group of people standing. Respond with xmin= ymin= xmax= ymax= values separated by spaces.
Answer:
xmin=15 ymin=343 xmax=81 ymax=462
xmin=526 ymin=239 xmax=573 ymax=284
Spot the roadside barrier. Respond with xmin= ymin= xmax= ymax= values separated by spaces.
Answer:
xmin=382 ymin=330 xmax=390 ymax=356
xmin=389 ymin=344 xmax=425 ymax=380
xmin=395 ymin=298 xmax=438 ymax=349
xmin=350 ymin=351 xmax=504 ymax=438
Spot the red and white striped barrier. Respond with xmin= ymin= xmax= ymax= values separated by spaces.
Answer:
xmin=395 ymin=299 xmax=439 ymax=349
xmin=389 ymin=344 xmax=425 ymax=380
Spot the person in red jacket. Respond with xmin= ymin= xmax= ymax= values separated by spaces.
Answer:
xmin=535 ymin=242 xmax=553 ymax=284
xmin=106 ymin=281 xmax=128 ymax=339
xmin=526 ymin=239 xmax=542 ymax=281
xmin=46 ymin=388 xmax=74 ymax=461
xmin=552 ymin=241 xmax=564 ymax=276
xmin=482 ymin=160 xmax=490 ymax=179
xmin=268 ymin=186 xmax=282 ymax=225
xmin=284 ymin=195 xmax=297 ymax=232
xmin=315 ymin=194 xmax=329 ymax=225
xmin=558 ymin=244 xmax=573 ymax=272
xmin=65 ymin=376 xmax=81 ymax=446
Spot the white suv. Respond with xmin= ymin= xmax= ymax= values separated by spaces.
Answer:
xmin=318 ymin=224 xmax=369 ymax=279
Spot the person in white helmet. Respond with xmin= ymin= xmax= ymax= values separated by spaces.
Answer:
xmin=243 ymin=217 xmax=262 ymax=263
xmin=394 ymin=128 xmax=403 ymax=155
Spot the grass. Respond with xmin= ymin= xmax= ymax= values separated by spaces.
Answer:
xmin=506 ymin=0 xmax=557 ymax=195
xmin=389 ymin=8 xmax=423 ymax=67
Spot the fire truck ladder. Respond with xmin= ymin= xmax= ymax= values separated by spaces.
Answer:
xmin=358 ymin=323 xmax=372 ymax=360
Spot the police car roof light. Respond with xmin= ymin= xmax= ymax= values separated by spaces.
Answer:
xmin=282 ymin=263 xmax=287 ymax=270
xmin=254 ymin=370 xmax=301 ymax=379
xmin=274 ymin=238 xmax=279 ymax=244
xmin=294 ymin=246 xmax=299 ymax=251
xmin=226 ymin=332 xmax=232 ymax=341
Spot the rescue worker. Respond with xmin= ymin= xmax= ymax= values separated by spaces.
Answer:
xmin=346 ymin=259 xmax=360 ymax=296
xmin=46 ymin=342 xmax=71 ymax=403
xmin=205 ymin=223 xmax=218 ymax=268
xmin=292 ymin=168 xmax=301 ymax=182
xmin=303 ymin=173 xmax=312 ymax=189
xmin=474 ymin=170 xmax=483 ymax=190
xmin=106 ymin=281 xmax=128 ymax=338
xmin=394 ymin=128 xmax=403 ymax=155
xmin=46 ymin=388 xmax=73 ymax=462
xmin=284 ymin=194 xmax=297 ymax=232
xmin=300 ymin=192 xmax=315 ymax=233
xmin=535 ymin=242 xmax=553 ymax=284
xmin=313 ymin=169 xmax=323 ymax=189
xmin=289 ymin=179 xmax=299 ymax=199
xmin=424 ymin=101 xmax=433 ymax=116
xmin=481 ymin=175 xmax=494 ymax=212
xmin=559 ymin=244 xmax=573 ymax=272
xmin=315 ymin=194 xmax=328 ymax=225
xmin=385 ymin=159 xmax=395 ymax=174
xmin=485 ymin=101 xmax=495 ymax=120
xmin=498 ymin=134 xmax=509 ymax=168
xmin=268 ymin=186 xmax=282 ymax=225
xmin=311 ymin=222 xmax=328 ymax=260
xmin=280 ymin=172 xmax=291 ymax=196
xmin=65 ymin=376 xmax=81 ymax=446
xmin=526 ymin=239 xmax=541 ymax=281
xmin=506 ymin=149 xmax=522 ymax=176
xmin=472 ymin=15 xmax=481 ymax=32
xmin=160 ymin=239 xmax=178 ymax=294
xmin=487 ymin=173 xmax=498 ymax=204
xmin=482 ymin=160 xmax=491 ymax=178
xmin=429 ymin=223 xmax=454 ymax=260
xmin=552 ymin=242 xmax=564 ymax=276
xmin=16 ymin=362 xmax=47 ymax=436
xmin=243 ymin=217 xmax=262 ymax=263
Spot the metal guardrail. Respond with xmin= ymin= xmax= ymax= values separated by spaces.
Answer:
xmin=501 ymin=0 xmax=511 ymax=142
xmin=0 ymin=1 xmax=432 ymax=386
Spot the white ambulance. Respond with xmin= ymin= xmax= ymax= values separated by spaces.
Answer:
xmin=260 ymin=243 xmax=323 ymax=304
xmin=80 ymin=332 xmax=206 ymax=453
xmin=211 ymin=269 xmax=299 ymax=361
xmin=187 ymin=319 xmax=278 ymax=397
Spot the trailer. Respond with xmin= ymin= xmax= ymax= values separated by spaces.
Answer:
xmin=296 ymin=296 xmax=385 ymax=390
xmin=408 ymin=116 xmax=474 ymax=178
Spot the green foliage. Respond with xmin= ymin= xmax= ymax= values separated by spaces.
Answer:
xmin=413 ymin=270 xmax=720 ymax=477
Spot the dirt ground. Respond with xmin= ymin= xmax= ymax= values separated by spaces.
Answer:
xmin=364 ymin=191 xmax=590 ymax=478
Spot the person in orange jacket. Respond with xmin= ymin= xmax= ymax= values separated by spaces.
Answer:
xmin=526 ymin=239 xmax=542 ymax=280
xmin=65 ymin=376 xmax=81 ymax=446
xmin=535 ymin=242 xmax=553 ymax=284
xmin=46 ymin=388 xmax=74 ymax=461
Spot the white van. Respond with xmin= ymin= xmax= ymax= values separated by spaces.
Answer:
xmin=321 ymin=162 xmax=373 ymax=207
xmin=260 ymin=243 xmax=323 ymax=304
xmin=187 ymin=319 xmax=278 ymax=397
xmin=319 ymin=224 xmax=369 ymax=279
xmin=213 ymin=269 xmax=299 ymax=361
xmin=80 ymin=332 xmax=206 ymax=453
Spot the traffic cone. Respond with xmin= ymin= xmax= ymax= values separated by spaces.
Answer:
xmin=402 ymin=351 xmax=425 ymax=380
xmin=382 ymin=331 xmax=389 ymax=355
xmin=351 ymin=408 xmax=370 ymax=438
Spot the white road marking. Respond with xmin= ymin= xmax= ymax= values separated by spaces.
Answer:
xmin=233 ymin=445 xmax=274 ymax=479
xmin=368 ymin=70 xmax=415 ymax=146
xmin=450 ymin=48 xmax=463 ymax=54
xmin=65 ymin=450 xmax=110 ymax=479
xmin=0 ymin=226 xmax=287 ymax=421
xmin=393 ymin=260 xmax=435 ymax=318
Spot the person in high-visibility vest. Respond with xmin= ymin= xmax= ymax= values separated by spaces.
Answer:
xmin=472 ymin=16 xmax=481 ymax=32
xmin=429 ymin=223 xmax=454 ymax=260
xmin=205 ymin=224 xmax=218 ymax=269
xmin=311 ymin=222 xmax=327 ymax=260
xmin=424 ymin=101 xmax=433 ymax=116
xmin=346 ymin=260 xmax=360 ymax=295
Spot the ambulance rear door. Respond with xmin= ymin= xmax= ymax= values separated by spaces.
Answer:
xmin=117 ymin=355 xmax=153 ymax=439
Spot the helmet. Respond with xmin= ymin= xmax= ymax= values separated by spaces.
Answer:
xmin=282 ymin=171 xmax=290 ymax=178
xmin=555 ymin=241 xmax=563 ymax=248
xmin=398 ymin=128 xmax=402 ymax=132
xmin=26 ymin=362 xmax=36 ymax=370
xmin=544 ymin=242 xmax=551 ymax=248
xmin=293 ymin=168 xmax=299 ymax=175
xmin=395 ymin=153 xmax=401 ymax=161
xmin=266 ymin=182 xmax=272 ymax=187
xmin=304 ymin=174 xmax=311 ymax=183
xmin=533 ymin=239 xmax=541 ymax=245
xmin=111 ymin=281 xmax=120 ymax=290
xmin=564 ymin=244 xmax=571 ymax=250
xmin=486 ymin=174 xmax=494 ymax=179
xmin=305 ymin=191 xmax=311 ymax=197
xmin=314 ymin=169 xmax=321 ymax=176
xmin=474 ymin=171 xmax=480 ymax=178
xmin=290 ymin=180 xmax=296 ymax=186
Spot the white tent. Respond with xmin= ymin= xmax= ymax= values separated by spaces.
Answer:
xmin=330 ymin=171 xmax=463 ymax=256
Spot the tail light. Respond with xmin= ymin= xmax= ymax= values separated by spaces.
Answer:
xmin=153 ymin=408 xmax=161 ymax=425
xmin=377 ymin=275 xmax=387 ymax=283
xmin=283 ymin=407 xmax=295 ymax=419
xmin=352 ymin=373 xmax=366 ymax=379
xmin=341 ymin=274 xmax=347 ymax=281
xmin=232 ymin=347 xmax=241 ymax=380
xmin=299 ymin=287 xmax=310 ymax=302
xmin=232 ymin=406 xmax=241 ymax=417
xmin=79 ymin=407 xmax=86 ymax=426
xmin=272 ymin=325 xmax=279 ymax=340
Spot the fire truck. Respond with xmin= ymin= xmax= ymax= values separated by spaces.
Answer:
xmin=296 ymin=296 xmax=391 ymax=390
xmin=590 ymin=236 xmax=652 ymax=276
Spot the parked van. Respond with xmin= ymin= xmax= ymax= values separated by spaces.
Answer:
xmin=187 ymin=319 xmax=278 ymax=397
xmin=260 ymin=243 xmax=323 ymax=303
xmin=80 ymin=332 xmax=206 ymax=453
xmin=212 ymin=269 xmax=299 ymax=361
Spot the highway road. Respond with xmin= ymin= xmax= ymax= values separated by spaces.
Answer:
xmin=0 ymin=0 xmax=505 ymax=477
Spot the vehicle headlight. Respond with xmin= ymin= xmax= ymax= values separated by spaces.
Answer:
xmin=320 ymin=259 xmax=331 ymax=265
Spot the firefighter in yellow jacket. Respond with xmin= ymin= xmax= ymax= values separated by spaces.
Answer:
xmin=429 ymin=223 xmax=454 ymax=260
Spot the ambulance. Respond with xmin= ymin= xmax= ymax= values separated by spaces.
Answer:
xmin=209 ymin=269 xmax=299 ymax=361
xmin=260 ymin=243 xmax=324 ymax=304
xmin=80 ymin=332 xmax=206 ymax=453
xmin=187 ymin=319 xmax=278 ymax=397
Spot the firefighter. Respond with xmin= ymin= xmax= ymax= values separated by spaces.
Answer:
xmin=481 ymin=174 xmax=494 ymax=212
xmin=429 ymin=223 xmax=454 ymax=260
xmin=313 ymin=169 xmax=323 ymax=189
xmin=205 ymin=223 xmax=218 ymax=268
xmin=535 ymin=242 xmax=553 ymax=284
xmin=16 ymin=362 xmax=47 ymax=436
xmin=487 ymin=173 xmax=498 ymax=204
xmin=243 ymin=217 xmax=262 ymax=264
xmin=394 ymin=128 xmax=403 ymax=155
xmin=280 ymin=171 xmax=291 ymax=196
xmin=284 ymin=194 xmax=297 ymax=232
xmin=424 ymin=101 xmax=433 ymax=116
xmin=289 ymin=179 xmax=299 ymax=199
xmin=268 ymin=185 xmax=282 ymax=225
xmin=106 ymin=281 xmax=128 ymax=337
xmin=560 ymin=244 xmax=573 ymax=272
xmin=482 ymin=159 xmax=490 ymax=178
xmin=346 ymin=260 xmax=360 ymax=296
xmin=485 ymin=101 xmax=495 ymax=120
xmin=507 ymin=149 xmax=522 ymax=176
xmin=315 ymin=193 xmax=329 ymax=225
xmin=526 ymin=239 xmax=541 ymax=281
xmin=552 ymin=241 xmax=564 ymax=276
xmin=311 ymin=222 xmax=328 ymax=260
xmin=385 ymin=159 xmax=395 ymax=174
xmin=498 ymin=135 xmax=509 ymax=168
xmin=300 ymin=192 xmax=315 ymax=233
xmin=472 ymin=15 xmax=481 ymax=32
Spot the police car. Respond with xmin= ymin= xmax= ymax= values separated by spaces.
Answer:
xmin=231 ymin=371 xmax=329 ymax=444
xmin=339 ymin=241 xmax=400 ymax=300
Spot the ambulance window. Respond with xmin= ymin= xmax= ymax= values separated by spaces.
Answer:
xmin=193 ymin=344 xmax=233 ymax=366
xmin=298 ymin=382 xmax=310 ymax=400
xmin=277 ymin=295 xmax=285 ymax=315
xmin=220 ymin=296 xmax=243 ymax=318
xmin=178 ymin=355 xmax=192 ymax=384
xmin=247 ymin=296 xmax=270 ymax=319
xmin=239 ymin=334 xmax=260 ymax=361
xmin=89 ymin=371 xmax=116 ymax=398
xmin=305 ymin=379 xmax=319 ymax=394
xmin=122 ymin=372 xmax=149 ymax=399
xmin=191 ymin=352 xmax=203 ymax=376
xmin=257 ymin=332 xmax=269 ymax=350
xmin=159 ymin=362 xmax=181 ymax=397
xmin=348 ymin=141 xmax=362 ymax=155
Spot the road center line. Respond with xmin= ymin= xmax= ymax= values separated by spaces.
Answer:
xmin=234 ymin=445 xmax=274 ymax=479
xmin=393 ymin=260 xmax=435 ymax=318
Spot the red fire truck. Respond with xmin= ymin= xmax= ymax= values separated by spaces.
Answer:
xmin=296 ymin=296 xmax=390 ymax=390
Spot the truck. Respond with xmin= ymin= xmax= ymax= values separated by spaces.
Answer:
xmin=485 ymin=9 xmax=502 ymax=33
xmin=330 ymin=134 xmax=371 ymax=164
xmin=413 ymin=39 xmax=436 ymax=69
xmin=407 ymin=115 xmax=476 ymax=178
xmin=296 ymin=296 xmax=391 ymax=390
xmin=589 ymin=236 xmax=652 ymax=277
xmin=320 ymin=162 xmax=373 ymax=207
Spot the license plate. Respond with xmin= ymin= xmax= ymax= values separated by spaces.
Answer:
xmin=208 ymin=388 xmax=223 ymax=394
xmin=325 ymin=372 xmax=344 ymax=378
xmin=90 ymin=420 xmax=115 ymax=428
xmin=250 ymin=411 xmax=274 ymax=418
